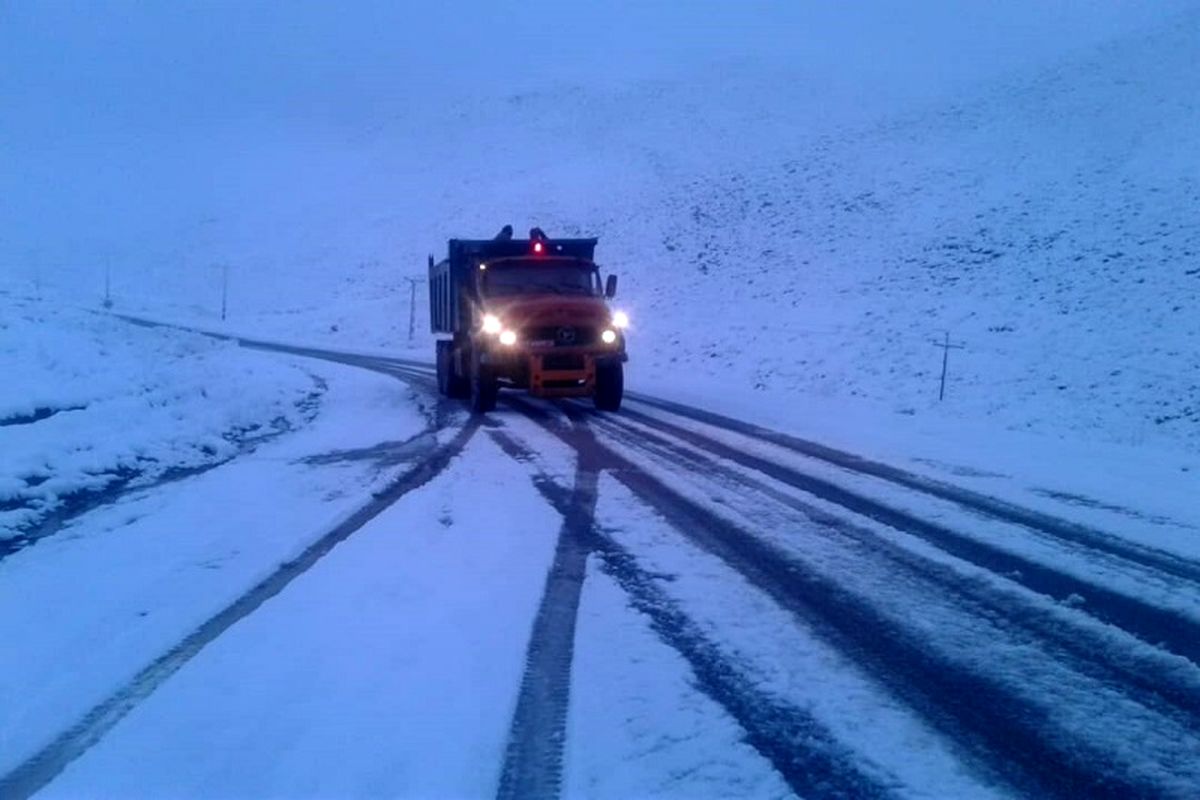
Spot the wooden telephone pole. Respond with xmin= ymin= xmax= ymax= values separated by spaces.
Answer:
xmin=931 ymin=331 xmax=965 ymax=401
xmin=103 ymin=264 xmax=113 ymax=309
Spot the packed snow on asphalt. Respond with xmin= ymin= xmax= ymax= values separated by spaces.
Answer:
xmin=4 ymin=295 xmax=1199 ymax=799
xmin=4 ymin=2 xmax=1200 ymax=799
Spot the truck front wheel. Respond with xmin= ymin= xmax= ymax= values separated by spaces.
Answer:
xmin=594 ymin=361 xmax=623 ymax=411
xmin=470 ymin=352 xmax=499 ymax=413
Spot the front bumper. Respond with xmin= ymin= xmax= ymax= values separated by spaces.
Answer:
xmin=480 ymin=347 xmax=622 ymax=397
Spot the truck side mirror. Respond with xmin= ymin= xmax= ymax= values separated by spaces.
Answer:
xmin=605 ymin=274 xmax=618 ymax=299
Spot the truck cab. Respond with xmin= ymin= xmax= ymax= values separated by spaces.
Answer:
xmin=428 ymin=226 xmax=628 ymax=413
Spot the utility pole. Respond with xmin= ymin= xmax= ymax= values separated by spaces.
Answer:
xmin=403 ymin=276 xmax=423 ymax=344
xmin=220 ymin=264 xmax=229 ymax=321
xmin=103 ymin=263 xmax=113 ymax=309
xmin=931 ymin=331 xmax=965 ymax=401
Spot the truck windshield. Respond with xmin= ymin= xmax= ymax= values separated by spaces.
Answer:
xmin=482 ymin=260 xmax=600 ymax=297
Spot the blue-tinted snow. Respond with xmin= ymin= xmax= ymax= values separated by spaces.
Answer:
xmin=3 ymin=1 xmax=1196 ymax=458
xmin=3 ymin=3 xmax=1200 ymax=797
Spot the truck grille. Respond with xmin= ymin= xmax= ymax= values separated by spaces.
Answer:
xmin=542 ymin=354 xmax=585 ymax=371
xmin=523 ymin=325 xmax=597 ymax=347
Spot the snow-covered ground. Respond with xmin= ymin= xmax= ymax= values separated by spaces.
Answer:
xmin=3 ymin=303 xmax=1199 ymax=798
xmin=4 ymin=3 xmax=1198 ymax=462
xmin=0 ymin=299 xmax=325 ymax=547
xmin=0 ymin=309 xmax=432 ymax=781
xmin=4 ymin=2 xmax=1200 ymax=798
xmin=34 ymin=435 xmax=563 ymax=799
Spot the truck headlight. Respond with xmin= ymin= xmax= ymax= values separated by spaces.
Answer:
xmin=601 ymin=329 xmax=617 ymax=344
xmin=482 ymin=314 xmax=502 ymax=335
xmin=499 ymin=330 xmax=518 ymax=346
xmin=611 ymin=310 xmax=629 ymax=329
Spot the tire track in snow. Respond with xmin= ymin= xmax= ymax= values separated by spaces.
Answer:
xmin=120 ymin=312 xmax=1198 ymax=587
xmin=605 ymin=461 xmax=1159 ymax=798
xmin=589 ymin=413 xmax=1200 ymax=727
xmin=494 ymin=418 xmax=603 ymax=800
xmin=522 ymin=402 xmax=1190 ymax=799
xmin=8 ymin=315 xmax=439 ymax=567
xmin=0 ymin=420 xmax=481 ymax=800
xmin=99 ymin=321 xmax=1199 ymax=795
xmin=591 ymin=540 xmax=897 ymax=800
xmin=627 ymin=395 xmax=1200 ymax=587
xmin=495 ymin=406 xmax=901 ymax=800
xmin=611 ymin=405 xmax=1200 ymax=666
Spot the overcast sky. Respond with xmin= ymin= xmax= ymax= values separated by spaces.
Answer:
xmin=5 ymin=1 xmax=1194 ymax=136
xmin=2 ymin=1 xmax=1195 ymax=273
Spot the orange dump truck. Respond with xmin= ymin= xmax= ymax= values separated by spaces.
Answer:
xmin=428 ymin=226 xmax=628 ymax=413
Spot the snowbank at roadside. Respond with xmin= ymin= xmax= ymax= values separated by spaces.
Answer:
xmin=0 ymin=331 xmax=432 ymax=780
xmin=0 ymin=298 xmax=321 ymax=542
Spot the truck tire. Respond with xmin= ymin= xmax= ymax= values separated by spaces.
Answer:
xmin=435 ymin=341 xmax=451 ymax=396
xmin=594 ymin=361 xmax=623 ymax=411
xmin=446 ymin=343 xmax=471 ymax=399
xmin=469 ymin=351 xmax=499 ymax=413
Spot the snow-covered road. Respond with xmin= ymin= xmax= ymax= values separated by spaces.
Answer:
xmin=4 ymin=324 xmax=1199 ymax=799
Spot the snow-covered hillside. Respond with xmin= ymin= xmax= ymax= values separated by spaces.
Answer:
xmin=629 ymin=16 xmax=1200 ymax=452
xmin=2 ymin=2 xmax=1197 ymax=456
